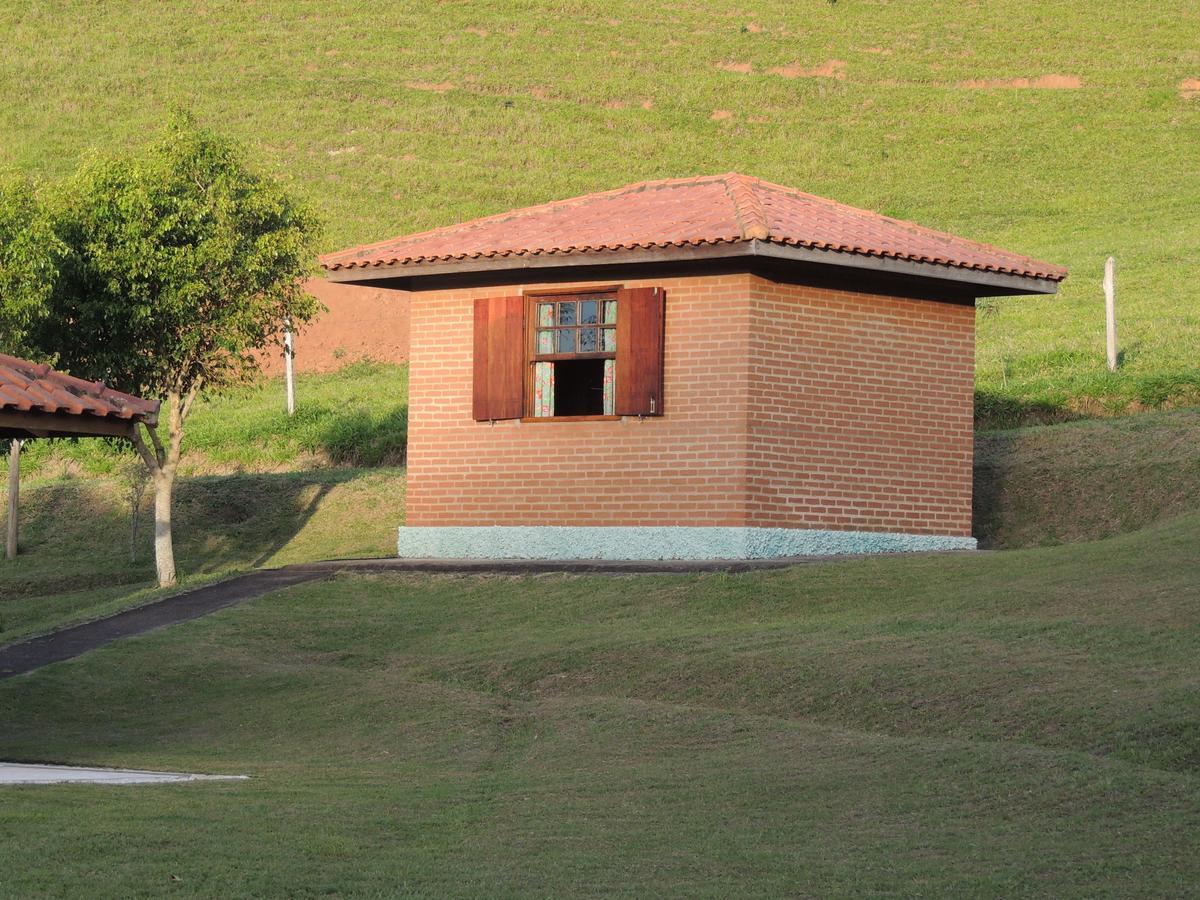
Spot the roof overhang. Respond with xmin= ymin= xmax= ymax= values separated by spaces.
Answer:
xmin=323 ymin=239 xmax=1060 ymax=297
xmin=0 ymin=409 xmax=144 ymax=440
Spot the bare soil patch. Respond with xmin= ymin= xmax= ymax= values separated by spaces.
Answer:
xmin=769 ymin=59 xmax=847 ymax=80
xmin=715 ymin=61 xmax=753 ymax=74
xmin=710 ymin=109 xmax=732 ymax=121
xmin=1180 ymin=79 xmax=1200 ymax=99
xmin=405 ymin=81 xmax=455 ymax=93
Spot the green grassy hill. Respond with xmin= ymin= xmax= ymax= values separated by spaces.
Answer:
xmin=2 ymin=510 xmax=1198 ymax=895
xmin=2 ymin=1 xmax=1198 ymax=423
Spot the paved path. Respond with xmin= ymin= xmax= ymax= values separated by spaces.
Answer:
xmin=0 ymin=762 xmax=247 ymax=785
xmin=0 ymin=555 xmax=810 ymax=680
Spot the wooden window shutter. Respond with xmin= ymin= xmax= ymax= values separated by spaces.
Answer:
xmin=614 ymin=286 xmax=665 ymax=416
xmin=472 ymin=295 xmax=525 ymax=421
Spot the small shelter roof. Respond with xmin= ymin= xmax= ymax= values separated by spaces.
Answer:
xmin=322 ymin=173 xmax=1067 ymax=294
xmin=0 ymin=352 xmax=158 ymax=439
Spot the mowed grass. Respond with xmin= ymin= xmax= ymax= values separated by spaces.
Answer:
xmin=2 ymin=1 xmax=1198 ymax=424
xmin=1 ymin=512 xmax=1198 ymax=896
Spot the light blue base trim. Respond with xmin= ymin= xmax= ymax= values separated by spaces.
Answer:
xmin=396 ymin=526 xmax=976 ymax=560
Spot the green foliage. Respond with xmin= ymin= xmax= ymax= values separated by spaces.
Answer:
xmin=39 ymin=110 xmax=323 ymax=397
xmin=0 ymin=171 xmax=64 ymax=358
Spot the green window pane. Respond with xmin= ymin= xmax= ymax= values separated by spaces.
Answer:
xmin=557 ymin=302 xmax=576 ymax=326
xmin=602 ymin=299 xmax=617 ymax=324
xmin=579 ymin=328 xmax=597 ymax=352
xmin=537 ymin=330 xmax=554 ymax=354
xmin=537 ymin=303 xmax=554 ymax=327
xmin=557 ymin=329 xmax=576 ymax=353
xmin=601 ymin=327 xmax=616 ymax=351
xmin=580 ymin=300 xmax=598 ymax=324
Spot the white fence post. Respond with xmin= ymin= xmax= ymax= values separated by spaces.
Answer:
xmin=284 ymin=319 xmax=296 ymax=416
xmin=1104 ymin=256 xmax=1118 ymax=372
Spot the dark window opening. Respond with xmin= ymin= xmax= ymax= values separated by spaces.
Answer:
xmin=553 ymin=359 xmax=606 ymax=416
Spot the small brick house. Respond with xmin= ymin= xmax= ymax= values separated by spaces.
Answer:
xmin=322 ymin=174 xmax=1066 ymax=559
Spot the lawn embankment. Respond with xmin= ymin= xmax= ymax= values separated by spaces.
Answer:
xmin=0 ymin=468 xmax=404 ymax=643
xmin=974 ymin=406 xmax=1200 ymax=548
xmin=1 ymin=510 xmax=1198 ymax=895
xmin=1 ymin=1 xmax=1197 ymax=424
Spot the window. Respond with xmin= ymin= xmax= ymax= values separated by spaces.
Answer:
xmin=528 ymin=292 xmax=618 ymax=418
xmin=472 ymin=287 xmax=663 ymax=422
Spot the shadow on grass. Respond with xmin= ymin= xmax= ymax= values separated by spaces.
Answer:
xmin=1 ymin=469 xmax=374 ymax=606
xmin=318 ymin=405 xmax=407 ymax=467
xmin=974 ymin=390 xmax=1080 ymax=431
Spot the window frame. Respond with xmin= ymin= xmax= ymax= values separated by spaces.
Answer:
xmin=522 ymin=286 xmax=621 ymax=422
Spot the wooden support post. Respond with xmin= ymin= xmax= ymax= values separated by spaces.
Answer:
xmin=283 ymin=319 xmax=296 ymax=416
xmin=6 ymin=439 xmax=20 ymax=560
xmin=1104 ymin=256 xmax=1118 ymax=372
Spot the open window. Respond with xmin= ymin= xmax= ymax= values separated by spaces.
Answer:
xmin=472 ymin=287 xmax=663 ymax=421
xmin=527 ymin=291 xmax=618 ymax=418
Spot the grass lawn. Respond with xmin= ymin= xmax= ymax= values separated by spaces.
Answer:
xmin=1 ymin=509 xmax=1198 ymax=895
xmin=2 ymin=1 xmax=1198 ymax=423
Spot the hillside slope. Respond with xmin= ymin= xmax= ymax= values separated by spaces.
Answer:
xmin=1 ymin=1 xmax=1197 ymax=423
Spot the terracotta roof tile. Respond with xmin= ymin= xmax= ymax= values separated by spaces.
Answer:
xmin=0 ymin=353 xmax=159 ymax=425
xmin=321 ymin=173 xmax=1067 ymax=283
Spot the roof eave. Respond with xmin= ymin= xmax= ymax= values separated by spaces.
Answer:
xmin=0 ymin=409 xmax=143 ymax=440
xmin=748 ymin=241 xmax=1061 ymax=296
xmin=323 ymin=241 xmax=1061 ymax=296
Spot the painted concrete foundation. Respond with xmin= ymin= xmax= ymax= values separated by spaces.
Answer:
xmin=397 ymin=526 xmax=976 ymax=561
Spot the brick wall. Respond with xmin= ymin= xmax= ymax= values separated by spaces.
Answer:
xmin=746 ymin=276 xmax=975 ymax=536
xmin=407 ymin=273 xmax=754 ymax=527
xmin=259 ymin=278 xmax=410 ymax=376
xmin=405 ymin=271 xmax=975 ymax=535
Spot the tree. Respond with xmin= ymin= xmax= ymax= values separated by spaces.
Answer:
xmin=0 ymin=172 xmax=63 ymax=359
xmin=36 ymin=112 xmax=322 ymax=586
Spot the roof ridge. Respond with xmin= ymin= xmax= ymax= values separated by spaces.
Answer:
xmin=320 ymin=173 xmax=732 ymax=265
xmin=721 ymin=173 xmax=769 ymax=241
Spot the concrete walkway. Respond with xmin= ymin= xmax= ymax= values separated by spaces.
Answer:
xmin=0 ymin=762 xmax=247 ymax=785
xmin=0 ymin=555 xmax=813 ymax=680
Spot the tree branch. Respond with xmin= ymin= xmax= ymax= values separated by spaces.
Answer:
xmin=129 ymin=424 xmax=161 ymax=475
xmin=180 ymin=378 xmax=203 ymax=423
xmin=145 ymin=419 xmax=167 ymax=469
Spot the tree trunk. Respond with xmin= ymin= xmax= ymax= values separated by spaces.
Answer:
xmin=153 ymin=470 xmax=177 ymax=587
xmin=6 ymin=439 xmax=20 ymax=561
xmin=130 ymin=387 xmax=195 ymax=589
